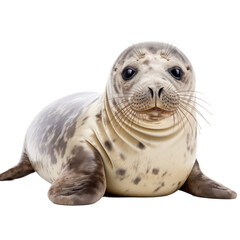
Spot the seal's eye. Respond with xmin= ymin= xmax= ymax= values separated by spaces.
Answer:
xmin=121 ymin=66 xmax=137 ymax=81
xmin=168 ymin=66 xmax=184 ymax=81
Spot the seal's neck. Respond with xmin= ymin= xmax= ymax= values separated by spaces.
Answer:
xmin=103 ymin=91 xmax=194 ymax=148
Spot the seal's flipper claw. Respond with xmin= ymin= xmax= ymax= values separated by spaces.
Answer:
xmin=48 ymin=144 xmax=106 ymax=205
xmin=180 ymin=160 xmax=237 ymax=199
xmin=0 ymin=150 xmax=35 ymax=181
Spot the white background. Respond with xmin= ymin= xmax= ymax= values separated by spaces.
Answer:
xmin=0 ymin=0 xmax=239 ymax=239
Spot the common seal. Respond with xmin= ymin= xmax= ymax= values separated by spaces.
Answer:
xmin=0 ymin=42 xmax=237 ymax=205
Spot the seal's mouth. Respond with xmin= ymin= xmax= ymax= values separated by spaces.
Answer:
xmin=148 ymin=107 xmax=161 ymax=111
xmin=137 ymin=107 xmax=172 ymax=114
xmin=134 ymin=106 xmax=174 ymax=121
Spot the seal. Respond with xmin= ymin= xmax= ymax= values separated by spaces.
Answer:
xmin=0 ymin=42 xmax=237 ymax=205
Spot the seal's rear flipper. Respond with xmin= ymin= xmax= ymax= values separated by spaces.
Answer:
xmin=0 ymin=151 xmax=35 ymax=181
xmin=180 ymin=160 xmax=237 ymax=199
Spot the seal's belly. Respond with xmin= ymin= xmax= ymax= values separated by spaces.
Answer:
xmin=100 ymin=130 xmax=197 ymax=197
xmin=105 ymin=150 xmax=196 ymax=196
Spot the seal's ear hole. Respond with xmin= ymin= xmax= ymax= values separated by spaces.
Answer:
xmin=186 ymin=66 xmax=191 ymax=71
xmin=121 ymin=66 xmax=137 ymax=81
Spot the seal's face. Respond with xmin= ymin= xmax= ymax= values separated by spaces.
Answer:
xmin=107 ymin=42 xmax=195 ymax=128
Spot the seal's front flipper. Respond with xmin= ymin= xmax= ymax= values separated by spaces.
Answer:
xmin=0 ymin=150 xmax=35 ymax=181
xmin=48 ymin=144 xmax=106 ymax=205
xmin=180 ymin=160 xmax=237 ymax=199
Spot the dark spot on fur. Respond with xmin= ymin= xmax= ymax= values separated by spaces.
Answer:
xmin=177 ymin=181 xmax=182 ymax=187
xmin=191 ymin=147 xmax=194 ymax=155
xmin=116 ymin=168 xmax=126 ymax=176
xmin=186 ymin=133 xmax=190 ymax=144
xmin=133 ymin=177 xmax=141 ymax=185
xmin=154 ymin=182 xmax=165 ymax=192
xmin=104 ymin=140 xmax=112 ymax=151
xmin=186 ymin=66 xmax=191 ymax=71
xmin=65 ymin=120 xmax=78 ymax=140
xmin=112 ymin=99 xmax=117 ymax=106
xmin=49 ymin=152 xmax=57 ymax=164
xmin=114 ymin=67 xmax=118 ymax=72
xmin=152 ymin=168 xmax=159 ymax=175
xmin=162 ymin=171 xmax=167 ymax=177
xmin=148 ymin=46 xmax=158 ymax=53
xmin=95 ymin=111 xmax=102 ymax=121
xmin=81 ymin=116 xmax=89 ymax=126
xmin=143 ymin=59 xmax=149 ymax=65
xmin=120 ymin=153 xmax=125 ymax=160
xmin=137 ymin=142 xmax=145 ymax=149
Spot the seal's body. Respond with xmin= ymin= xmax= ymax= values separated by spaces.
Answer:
xmin=26 ymin=92 xmax=196 ymax=197
xmin=0 ymin=42 xmax=236 ymax=204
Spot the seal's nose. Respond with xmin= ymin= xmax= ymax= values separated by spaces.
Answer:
xmin=158 ymin=87 xmax=164 ymax=98
xmin=148 ymin=87 xmax=154 ymax=98
xmin=148 ymin=87 xmax=164 ymax=98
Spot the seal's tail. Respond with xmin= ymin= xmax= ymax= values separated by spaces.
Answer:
xmin=0 ymin=150 xmax=35 ymax=181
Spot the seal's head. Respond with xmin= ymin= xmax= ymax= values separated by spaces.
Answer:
xmin=107 ymin=42 xmax=195 ymax=129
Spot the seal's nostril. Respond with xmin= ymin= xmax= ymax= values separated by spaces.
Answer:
xmin=148 ymin=87 xmax=154 ymax=98
xmin=158 ymin=87 xmax=164 ymax=98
